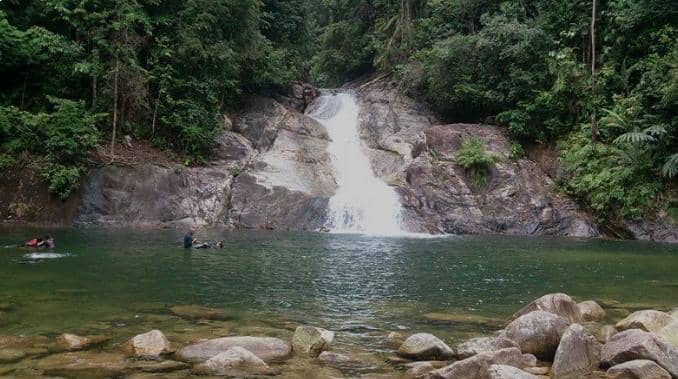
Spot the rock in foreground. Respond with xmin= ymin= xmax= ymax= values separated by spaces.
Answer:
xmin=615 ymin=310 xmax=674 ymax=333
xmin=397 ymin=333 xmax=455 ymax=360
xmin=509 ymin=293 xmax=582 ymax=323
xmin=192 ymin=346 xmax=273 ymax=376
xmin=601 ymin=329 xmax=678 ymax=377
xmin=428 ymin=347 xmax=536 ymax=379
xmin=176 ymin=336 xmax=291 ymax=363
xmin=551 ymin=323 xmax=601 ymax=379
xmin=578 ymin=301 xmax=606 ymax=322
xmin=456 ymin=336 xmax=519 ymax=359
xmin=291 ymin=325 xmax=334 ymax=357
xmin=122 ymin=330 xmax=172 ymax=357
xmin=505 ymin=310 xmax=570 ymax=359
xmin=606 ymin=359 xmax=671 ymax=379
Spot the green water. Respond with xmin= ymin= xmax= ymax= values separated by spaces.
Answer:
xmin=1 ymin=228 xmax=677 ymax=351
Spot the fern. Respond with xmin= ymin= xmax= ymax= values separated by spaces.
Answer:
xmin=613 ymin=131 xmax=656 ymax=145
xmin=662 ymin=153 xmax=678 ymax=178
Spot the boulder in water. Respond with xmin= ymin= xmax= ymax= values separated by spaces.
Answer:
xmin=505 ymin=310 xmax=570 ymax=359
xmin=615 ymin=310 xmax=673 ymax=333
xmin=428 ymin=347 xmax=536 ymax=379
xmin=551 ymin=323 xmax=601 ymax=379
xmin=456 ymin=336 xmax=519 ymax=359
xmin=397 ymin=333 xmax=455 ymax=360
xmin=578 ymin=300 xmax=606 ymax=322
xmin=509 ymin=293 xmax=582 ymax=323
xmin=292 ymin=325 xmax=334 ymax=357
xmin=57 ymin=333 xmax=109 ymax=351
xmin=191 ymin=346 xmax=273 ymax=376
xmin=606 ymin=359 xmax=671 ymax=379
xmin=170 ymin=305 xmax=229 ymax=320
xmin=35 ymin=351 xmax=129 ymax=378
xmin=0 ymin=348 xmax=25 ymax=363
xmin=122 ymin=330 xmax=172 ymax=357
xmin=176 ymin=336 xmax=291 ymax=363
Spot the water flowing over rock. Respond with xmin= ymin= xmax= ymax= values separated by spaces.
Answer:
xmin=122 ymin=330 xmax=172 ymax=357
xmin=600 ymin=329 xmax=678 ymax=377
xmin=505 ymin=310 xmax=570 ymax=359
xmin=291 ymin=325 xmax=334 ymax=357
xmin=615 ymin=310 xmax=674 ymax=333
xmin=551 ymin=323 xmax=601 ymax=379
xmin=606 ymin=360 xmax=672 ymax=379
xmin=397 ymin=333 xmax=455 ymax=360
xmin=428 ymin=347 xmax=536 ymax=379
xmin=509 ymin=293 xmax=583 ymax=323
xmin=176 ymin=336 xmax=291 ymax=363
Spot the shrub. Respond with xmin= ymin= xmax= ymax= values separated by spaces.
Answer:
xmin=455 ymin=137 xmax=500 ymax=188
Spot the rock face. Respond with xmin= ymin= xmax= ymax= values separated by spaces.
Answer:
xmin=428 ymin=347 xmax=536 ymax=379
xmin=505 ymin=310 xmax=570 ymax=359
xmin=456 ymin=337 xmax=519 ymax=359
xmin=606 ymin=359 xmax=672 ymax=379
xmin=176 ymin=336 xmax=291 ymax=363
xmin=579 ymin=301 xmax=607 ymax=322
xmin=122 ymin=330 xmax=172 ymax=356
xmin=600 ymin=329 xmax=678 ymax=377
xmin=397 ymin=333 xmax=455 ymax=360
xmin=510 ymin=293 xmax=583 ymax=323
xmin=291 ymin=325 xmax=334 ymax=357
xmin=615 ymin=310 xmax=674 ymax=333
xmin=192 ymin=346 xmax=272 ymax=376
xmin=551 ymin=323 xmax=601 ymax=379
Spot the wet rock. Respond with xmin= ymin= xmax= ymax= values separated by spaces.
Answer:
xmin=510 ymin=293 xmax=583 ymax=323
xmin=386 ymin=331 xmax=405 ymax=348
xmin=428 ymin=347 xmax=536 ymax=379
xmin=488 ymin=364 xmax=540 ymax=378
xmin=606 ymin=359 xmax=671 ymax=379
xmin=129 ymin=359 xmax=189 ymax=373
xmin=600 ymin=329 xmax=678 ymax=377
xmin=505 ymin=310 xmax=570 ymax=359
xmin=56 ymin=333 xmax=109 ymax=351
xmin=456 ymin=336 xmax=519 ymax=359
xmin=292 ymin=325 xmax=334 ymax=357
xmin=192 ymin=346 xmax=273 ymax=376
xmin=579 ymin=301 xmax=606 ymax=322
xmin=122 ymin=330 xmax=172 ymax=357
xmin=397 ymin=333 xmax=455 ymax=360
xmin=0 ymin=348 xmax=25 ymax=363
xmin=403 ymin=361 xmax=437 ymax=378
xmin=176 ymin=336 xmax=291 ymax=363
xmin=552 ymin=323 xmax=601 ymax=379
xmin=318 ymin=351 xmax=380 ymax=373
xmin=35 ymin=351 xmax=129 ymax=378
xmin=615 ymin=310 xmax=673 ymax=333
xmin=170 ymin=305 xmax=229 ymax=320
xmin=657 ymin=319 xmax=678 ymax=346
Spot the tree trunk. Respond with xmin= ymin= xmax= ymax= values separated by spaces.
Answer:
xmin=91 ymin=76 xmax=97 ymax=110
xmin=151 ymin=88 xmax=160 ymax=136
xmin=590 ymin=0 xmax=597 ymax=143
xmin=111 ymin=55 xmax=119 ymax=157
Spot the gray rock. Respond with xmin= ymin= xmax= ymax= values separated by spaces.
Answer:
xmin=505 ymin=310 xmax=570 ymax=359
xmin=456 ymin=336 xmax=519 ymax=359
xmin=615 ymin=310 xmax=673 ymax=333
xmin=214 ymin=131 xmax=252 ymax=161
xmin=657 ymin=319 xmax=678 ymax=346
xmin=552 ymin=323 xmax=601 ymax=379
xmin=122 ymin=330 xmax=172 ymax=357
xmin=606 ymin=359 xmax=671 ymax=379
xmin=510 ymin=293 xmax=583 ymax=323
xmin=386 ymin=331 xmax=406 ymax=348
xmin=601 ymin=329 xmax=678 ymax=377
xmin=191 ymin=346 xmax=273 ymax=376
xmin=579 ymin=301 xmax=607 ymax=322
xmin=488 ymin=364 xmax=540 ymax=379
xmin=397 ymin=333 xmax=455 ymax=360
xmin=176 ymin=336 xmax=291 ymax=363
xmin=582 ymin=322 xmax=617 ymax=343
xmin=403 ymin=361 xmax=437 ymax=378
xmin=428 ymin=347 xmax=536 ymax=379
xmin=56 ymin=333 xmax=109 ymax=351
xmin=291 ymin=325 xmax=334 ymax=357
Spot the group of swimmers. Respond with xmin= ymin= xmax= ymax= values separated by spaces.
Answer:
xmin=183 ymin=230 xmax=224 ymax=249
xmin=24 ymin=235 xmax=56 ymax=249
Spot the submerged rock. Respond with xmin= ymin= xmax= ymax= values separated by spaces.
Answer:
xmin=57 ymin=333 xmax=109 ymax=351
xmin=122 ymin=330 xmax=172 ymax=357
xmin=292 ymin=325 xmax=334 ymax=357
xmin=428 ymin=347 xmax=536 ymax=379
xmin=578 ymin=300 xmax=606 ymax=322
xmin=509 ymin=293 xmax=583 ymax=323
xmin=456 ymin=336 xmax=519 ymax=359
xmin=606 ymin=359 xmax=671 ymax=379
xmin=600 ymin=329 xmax=678 ymax=377
xmin=551 ymin=323 xmax=601 ymax=379
xmin=129 ymin=359 xmax=189 ymax=373
xmin=176 ymin=336 xmax=291 ymax=363
xmin=170 ymin=304 xmax=229 ymax=320
xmin=35 ymin=351 xmax=129 ymax=378
xmin=505 ymin=310 xmax=570 ymax=359
xmin=397 ymin=333 xmax=455 ymax=360
xmin=386 ymin=331 xmax=406 ymax=348
xmin=615 ymin=310 xmax=674 ymax=333
xmin=0 ymin=348 xmax=26 ymax=363
xmin=192 ymin=346 xmax=273 ymax=376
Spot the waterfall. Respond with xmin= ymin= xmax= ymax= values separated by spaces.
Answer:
xmin=308 ymin=92 xmax=407 ymax=236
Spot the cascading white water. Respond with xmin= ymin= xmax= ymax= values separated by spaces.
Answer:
xmin=308 ymin=92 xmax=407 ymax=236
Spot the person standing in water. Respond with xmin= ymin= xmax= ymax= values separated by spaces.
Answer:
xmin=184 ymin=230 xmax=195 ymax=248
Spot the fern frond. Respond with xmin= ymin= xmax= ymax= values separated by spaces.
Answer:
xmin=613 ymin=131 xmax=655 ymax=145
xmin=662 ymin=153 xmax=678 ymax=178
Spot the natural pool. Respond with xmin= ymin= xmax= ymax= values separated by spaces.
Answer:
xmin=0 ymin=227 xmax=677 ymax=377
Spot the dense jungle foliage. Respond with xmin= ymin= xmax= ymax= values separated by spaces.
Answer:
xmin=0 ymin=0 xmax=676 ymax=223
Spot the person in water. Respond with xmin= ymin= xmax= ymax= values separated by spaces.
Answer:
xmin=44 ymin=235 xmax=55 ymax=249
xmin=25 ymin=237 xmax=43 ymax=248
xmin=184 ymin=230 xmax=209 ymax=249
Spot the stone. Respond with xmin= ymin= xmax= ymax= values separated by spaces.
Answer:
xmin=600 ymin=329 xmax=678 ymax=377
xmin=404 ymin=361 xmax=437 ymax=378
xmin=428 ymin=347 xmax=536 ymax=379
xmin=129 ymin=360 xmax=189 ymax=373
xmin=192 ymin=346 xmax=273 ymax=376
xmin=601 ymin=325 xmax=618 ymax=343
xmin=524 ymin=366 xmax=551 ymax=375
xmin=0 ymin=348 xmax=25 ymax=363
xmin=606 ymin=359 xmax=671 ymax=379
xmin=170 ymin=305 xmax=229 ymax=320
xmin=176 ymin=336 xmax=291 ymax=363
xmin=386 ymin=331 xmax=405 ymax=348
xmin=56 ymin=333 xmax=109 ymax=351
xmin=656 ymin=319 xmax=678 ymax=346
xmin=579 ymin=301 xmax=606 ymax=322
xmin=35 ymin=351 xmax=128 ymax=378
xmin=670 ymin=308 xmax=678 ymax=318
xmin=397 ymin=333 xmax=455 ymax=360
xmin=505 ymin=310 xmax=570 ymax=359
xmin=291 ymin=325 xmax=334 ymax=357
xmin=488 ymin=364 xmax=540 ymax=379
xmin=456 ymin=336 xmax=519 ymax=359
xmin=122 ymin=330 xmax=172 ymax=357
xmin=616 ymin=310 xmax=674 ymax=333
xmin=509 ymin=293 xmax=583 ymax=323
xmin=552 ymin=323 xmax=602 ymax=379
